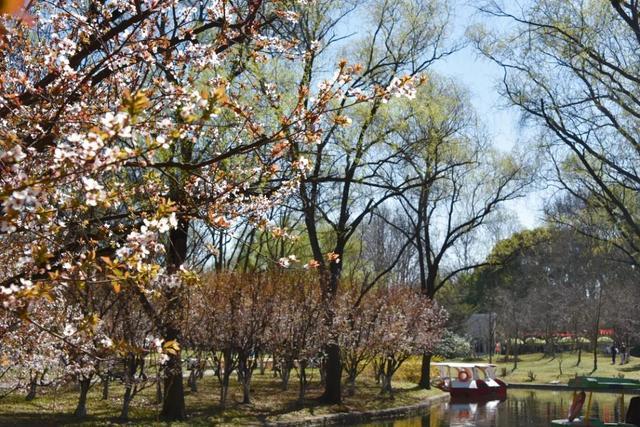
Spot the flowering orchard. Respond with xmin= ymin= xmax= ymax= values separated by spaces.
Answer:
xmin=0 ymin=0 xmax=429 ymax=421
xmin=0 ymin=270 xmax=445 ymax=420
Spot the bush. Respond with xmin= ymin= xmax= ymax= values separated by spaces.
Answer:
xmin=526 ymin=370 xmax=537 ymax=382
xmin=433 ymin=330 xmax=472 ymax=359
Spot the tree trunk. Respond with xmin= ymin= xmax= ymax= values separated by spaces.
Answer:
xmin=242 ymin=381 xmax=251 ymax=404
xmin=25 ymin=376 xmax=37 ymax=401
xmin=417 ymin=269 xmax=436 ymax=388
xmin=577 ymin=345 xmax=582 ymax=367
xmin=120 ymin=386 xmax=133 ymax=421
xmin=120 ymin=355 xmax=138 ymax=421
xmin=592 ymin=284 xmax=603 ymax=373
xmin=155 ymin=376 xmax=163 ymax=404
xmin=25 ymin=370 xmax=37 ymax=402
xmin=380 ymin=375 xmax=394 ymax=397
xmin=159 ymin=217 xmax=188 ymax=421
xmin=160 ymin=345 xmax=186 ymax=421
xmin=280 ymin=361 xmax=292 ymax=391
xmin=372 ymin=358 xmax=382 ymax=384
xmin=298 ymin=360 xmax=308 ymax=403
xmin=220 ymin=373 xmax=230 ymax=407
xmin=219 ymin=350 xmax=233 ymax=407
xmin=321 ymin=264 xmax=342 ymax=404
xmin=346 ymin=371 xmax=356 ymax=397
xmin=418 ymin=353 xmax=432 ymax=389
xmin=188 ymin=369 xmax=198 ymax=393
xmin=318 ymin=357 xmax=326 ymax=385
xmin=101 ymin=375 xmax=110 ymax=400
xmin=74 ymin=377 xmax=92 ymax=418
xmin=321 ymin=343 xmax=342 ymax=403
xmin=238 ymin=355 xmax=254 ymax=404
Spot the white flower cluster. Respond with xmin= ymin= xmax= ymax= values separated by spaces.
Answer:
xmin=148 ymin=336 xmax=170 ymax=364
xmin=149 ymin=270 xmax=183 ymax=290
xmin=277 ymin=255 xmax=299 ymax=268
xmin=0 ymin=145 xmax=27 ymax=164
xmin=3 ymin=187 xmax=40 ymax=215
xmin=53 ymin=130 xmax=122 ymax=173
xmin=115 ymin=213 xmax=178 ymax=262
xmin=384 ymin=75 xmax=418 ymax=102
xmin=183 ymin=44 xmax=221 ymax=70
xmin=0 ymin=279 xmax=34 ymax=308
xmin=82 ymin=177 xmax=107 ymax=207
xmin=142 ymin=214 xmax=178 ymax=234
xmin=100 ymin=111 xmax=133 ymax=139
xmin=42 ymin=35 xmax=78 ymax=77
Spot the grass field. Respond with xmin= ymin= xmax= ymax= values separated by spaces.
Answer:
xmin=466 ymin=352 xmax=640 ymax=384
xmin=0 ymin=364 xmax=441 ymax=426
xmin=2 ymin=352 xmax=636 ymax=425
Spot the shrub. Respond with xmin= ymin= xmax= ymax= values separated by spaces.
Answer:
xmin=433 ymin=330 xmax=472 ymax=359
xmin=526 ymin=370 xmax=537 ymax=382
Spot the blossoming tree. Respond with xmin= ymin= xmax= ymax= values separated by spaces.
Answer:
xmin=0 ymin=0 xmax=405 ymax=419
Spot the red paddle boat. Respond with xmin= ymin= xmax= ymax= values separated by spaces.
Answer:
xmin=431 ymin=362 xmax=507 ymax=401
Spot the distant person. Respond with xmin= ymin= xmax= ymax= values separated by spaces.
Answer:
xmin=620 ymin=343 xmax=627 ymax=365
xmin=495 ymin=342 xmax=501 ymax=356
xmin=611 ymin=343 xmax=618 ymax=364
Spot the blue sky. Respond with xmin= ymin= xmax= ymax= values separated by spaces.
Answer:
xmin=330 ymin=0 xmax=544 ymax=229
xmin=430 ymin=1 xmax=544 ymax=229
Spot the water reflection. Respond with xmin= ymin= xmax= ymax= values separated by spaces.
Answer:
xmin=365 ymin=390 xmax=630 ymax=427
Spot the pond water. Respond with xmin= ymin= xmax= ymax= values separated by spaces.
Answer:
xmin=363 ymin=389 xmax=632 ymax=427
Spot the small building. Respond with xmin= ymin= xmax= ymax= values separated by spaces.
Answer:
xmin=465 ymin=313 xmax=496 ymax=355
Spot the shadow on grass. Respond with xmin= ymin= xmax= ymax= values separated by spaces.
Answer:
xmin=618 ymin=363 xmax=640 ymax=373
xmin=0 ymin=412 xmax=166 ymax=427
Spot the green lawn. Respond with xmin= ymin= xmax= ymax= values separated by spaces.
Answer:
xmin=0 ymin=367 xmax=442 ymax=426
xmin=465 ymin=352 xmax=640 ymax=384
xmin=4 ymin=352 xmax=631 ymax=425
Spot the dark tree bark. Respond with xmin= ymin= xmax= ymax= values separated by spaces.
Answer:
xmin=119 ymin=354 xmax=138 ymax=421
xmin=74 ymin=377 xmax=92 ymax=418
xmin=280 ymin=359 xmax=293 ymax=391
xmin=160 ymin=218 xmax=188 ymax=420
xmin=237 ymin=354 xmax=255 ymax=404
xmin=160 ymin=326 xmax=186 ymax=420
xmin=219 ymin=349 xmax=234 ymax=407
xmin=319 ymin=266 xmax=342 ymax=404
xmin=298 ymin=360 xmax=308 ymax=403
xmin=322 ymin=343 xmax=342 ymax=403
xmin=419 ymin=353 xmax=432 ymax=389
xmin=25 ymin=372 xmax=37 ymax=401
xmin=101 ymin=375 xmax=110 ymax=400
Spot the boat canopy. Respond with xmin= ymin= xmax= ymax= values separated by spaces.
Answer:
xmin=432 ymin=362 xmax=497 ymax=369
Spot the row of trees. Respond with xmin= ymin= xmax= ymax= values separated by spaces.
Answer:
xmin=0 ymin=272 xmax=445 ymax=419
xmin=475 ymin=0 xmax=640 ymax=267
xmin=0 ymin=0 xmax=533 ymax=418
xmin=465 ymin=225 xmax=640 ymax=371
xmin=456 ymin=0 xmax=640 ymax=371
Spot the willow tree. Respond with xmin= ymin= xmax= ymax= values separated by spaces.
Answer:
xmin=475 ymin=0 xmax=640 ymax=265
xmin=286 ymin=0 xmax=458 ymax=402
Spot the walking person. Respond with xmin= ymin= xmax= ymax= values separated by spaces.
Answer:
xmin=620 ymin=343 xmax=627 ymax=365
xmin=611 ymin=343 xmax=618 ymax=365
